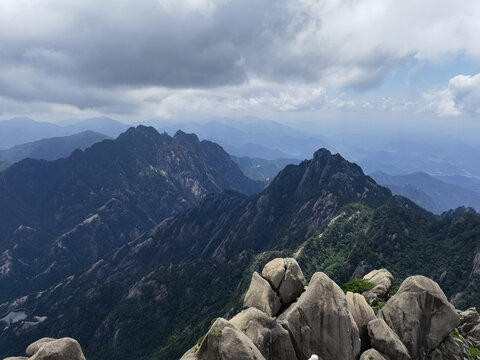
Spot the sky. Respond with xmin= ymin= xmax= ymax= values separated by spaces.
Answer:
xmin=1 ymin=0 xmax=480 ymax=137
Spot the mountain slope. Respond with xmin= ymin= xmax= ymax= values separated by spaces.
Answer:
xmin=371 ymin=171 xmax=480 ymax=213
xmin=0 ymin=118 xmax=66 ymax=150
xmin=0 ymin=126 xmax=262 ymax=301
xmin=0 ymin=131 xmax=110 ymax=164
xmin=231 ymin=156 xmax=300 ymax=181
xmin=0 ymin=148 xmax=399 ymax=359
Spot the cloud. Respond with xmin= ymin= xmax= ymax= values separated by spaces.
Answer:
xmin=422 ymin=73 xmax=480 ymax=116
xmin=1 ymin=0 xmax=480 ymax=117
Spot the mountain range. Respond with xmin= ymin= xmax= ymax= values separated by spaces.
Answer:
xmin=0 ymin=126 xmax=262 ymax=302
xmin=0 ymin=131 xmax=110 ymax=168
xmin=0 ymin=132 xmax=478 ymax=360
xmin=371 ymin=171 xmax=480 ymax=214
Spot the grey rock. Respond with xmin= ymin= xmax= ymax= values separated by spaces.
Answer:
xmin=3 ymin=358 xmax=28 ymax=360
xmin=243 ymin=272 xmax=282 ymax=317
xmin=278 ymin=272 xmax=360 ymax=360
xmin=379 ymin=275 xmax=460 ymax=360
xmin=469 ymin=324 xmax=480 ymax=346
xmin=180 ymin=318 xmax=266 ymax=360
xmin=367 ymin=318 xmax=411 ymax=360
xmin=26 ymin=338 xmax=56 ymax=357
xmin=261 ymin=258 xmax=306 ymax=305
xmin=230 ymin=307 xmax=296 ymax=360
xmin=346 ymin=291 xmax=376 ymax=352
xmin=457 ymin=307 xmax=480 ymax=335
xmin=359 ymin=348 xmax=388 ymax=360
xmin=427 ymin=336 xmax=471 ymax=360
xmin=29 ymin=338 xmax=86 ymax=360
xmin=362 ymin=269 xmax=394 ymax=305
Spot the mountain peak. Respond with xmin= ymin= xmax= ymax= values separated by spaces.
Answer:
xmin=174 ymin=130 xmax=200 ymax=143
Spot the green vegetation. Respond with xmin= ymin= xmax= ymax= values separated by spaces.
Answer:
xmin=342 ymin=279 xmax=375 ymax=294
xmin=450 ymin=330 xmax=460 ymax=339
xmin=468 ymin=347 xmax=480 ymax=359
xmin=215 ymin=331 xmax=222 ymax=338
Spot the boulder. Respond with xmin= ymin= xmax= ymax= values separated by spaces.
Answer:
xmin=427 ymin=336 xmax=471 ymax=360
xmin=29 ymin=338 xmax=85 ymax=360
xmin=457 ymin=307 xmax=480 ymax=335
xmin=180 ymin=318 xmax=266 ymax=360
xmin=243 ymin=272 xmax=281 ymax=317
xmin=362 ymin=269 xmax=393 ymax=305
xmin=367 ymin=318 xmax=411 ymax=360
xmin=261 ymin=258 xmax=306 ymax=305
xmin=230 ymin=307 xmax=297 ymax=360
xmin=26 ymin=338 xmax=56 ymax=357
xmin=379 ymin=275 xmax=460 ymax=360
xmin=346 ymin=291 xmax=376 ymax=352
xmin=469 ymin=324 xmax=480 ymax=346
xmin=359 ymin=348 xmax=388 ymax=360
xmin=278 ymin=272 xmax=360 ymax=360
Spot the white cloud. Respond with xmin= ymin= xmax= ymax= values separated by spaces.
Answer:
xmin=422 ymin=73 xmax=480 ymax=116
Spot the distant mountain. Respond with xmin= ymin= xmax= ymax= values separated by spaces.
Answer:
xmin=149 ymin=117 xmax=332 ymax=159
xmin=59 ymin=117 xmax=129 ymax=138
xmin=0 ymin=161 xmax=9 ymax=172
xmin=0 ymin=117 xmax=66 ymax=149
xmin=0 ymin=126 xmax=262 ymax=301
xmin=370 ymin=171 xmax=480 ymax=213
xmin=0 ymin=117 xmax=128 ymax=149
xmin=0 ymin=131 xmax=110 ymax=164
xmin=434 ymin=174 xmax=480 ymax=192
xmin=231 ymin=156 xmax=300 ymax=181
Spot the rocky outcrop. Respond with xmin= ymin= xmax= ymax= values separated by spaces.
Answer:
xmin=180 ymin=318 xmax=266 ymax=360
xmin=230 ymin=308 xmax=296 ymax=360
xmin=278 ymin=272 xmax=360 ymax=360
xmin=362 ymin=269 xmax=393 ymax=305
xmin=379 ymin=275 xmax=460 ymax=360
xmin=243 ymin=272 xmax=282 ymax=317
xmin=3 ymin=337 xmax=85 ymax=360
xmin=261 ymin=258 xmax=306 ymax=305
xmin=367 ymin=318 xmax=411 ymax=360
xmin=346 ymin=291 xmax=376 ymax=352
xmin=359 ymin=348 xmax=388 ymax=360
xmin=428 ymin=335 xmax=472 ymax=360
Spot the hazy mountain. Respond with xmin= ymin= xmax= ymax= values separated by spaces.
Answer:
xmin=371 ymin=171 xmax=480 ymax=213
xmin=0 ymin=161 xmax=9 ymax=172
xmin=0 ymin=117 xmax=66 ymax=150
xmin=231 ymin=156 xmax=300 ymax=181
xmin=0 ymin=126 xmax=262 ymax=301
xmin=59 ymin=117 xmax=130 ymax=138
xmin=0 ymin=131 xmax=110 ymax=164
xmin=150 ymin=117 xmax=331 ymax=159
xmin=434 ymin=174 xmax=480 ymax=192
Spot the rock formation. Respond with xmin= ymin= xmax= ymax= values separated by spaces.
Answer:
xmin=3 ymin=338 xmax=85 ymax=360
xmin=362 ymin=268 xmax=394 ymax=305
xmin=7 ymin=261 xmax=480 ymax=360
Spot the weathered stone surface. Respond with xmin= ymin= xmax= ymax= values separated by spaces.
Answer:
xmin=457 ymin=307 xmax=480 ymax=335
xmin=261 ymin=258 xmax=285 ymax=290
xmin=26 ymin=338 xmax=56 ymax=357
xmin=379 ymin=275 xmax=460 ymax=360
xmin=29 ymin=338 xmax=85 ymax=360
xmin=469 ymin=324 xmax=480 ymax=346
xmin=362 ymin=269 xmax=394 ymax=304
xmin=278 ymin=272 xmax=360 ymax=360
xmin=3 ymin=357 xmax=28 ymax=360
xmin=427 ymin=336 xmax=471 ymax=360
xmin=346 ymin=291 xmax=376 ymax=352
xmin=261 ymin=258 xmax=306 ymax=305
xmin=243 ymin=272 xmax=281 ymax=317
xmin=359 ymin=348 xmax=388 ymax=360
xmin=180 ymin=318 xmax=266 ymax=360
xmin=230 ymin=307 xmax=296 ymax=360
xmin=368 ymin=318 xmax=411 ymax=360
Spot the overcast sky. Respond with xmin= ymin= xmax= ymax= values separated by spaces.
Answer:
xmin=1 ymin=0 xmax=480 ymax=136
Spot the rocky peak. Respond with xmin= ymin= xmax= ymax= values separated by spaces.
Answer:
xmin=180 ymin=260 xmax=480 ymax=360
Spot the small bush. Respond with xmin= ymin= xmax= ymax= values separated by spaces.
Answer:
xmin=342 ymin=279 xmax=375 ymax=294
xmin=450 ymin=330 xmax=460 ymax=339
